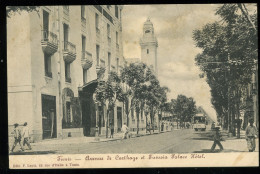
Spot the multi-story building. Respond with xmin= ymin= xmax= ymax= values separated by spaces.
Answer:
xmin=7 ymin=5 xmax=124 ymax=142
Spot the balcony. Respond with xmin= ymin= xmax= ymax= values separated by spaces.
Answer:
xmin=96 ymin=59 xmax=106 ymax=78
xmin=63 ymin=6 xmax=70 ymax=21
xmin=41 ymin=30 xmax=58 ymax=55
xmin=81 ymin=17 xmax=86 ymax=29
xmin=63 ymin=41 xmax=76 ymax=63
xmin=81 ymin=51 xmax=93 ymax=70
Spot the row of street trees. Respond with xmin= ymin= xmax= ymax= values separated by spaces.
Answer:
xmin=193 ymin=4 xmax=257 ymax=138
xmin=95 ymin=62 xmax=170 ymax=137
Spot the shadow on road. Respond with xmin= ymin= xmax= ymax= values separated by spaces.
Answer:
xmin=10 ymin=150 xmax=57 ymax=155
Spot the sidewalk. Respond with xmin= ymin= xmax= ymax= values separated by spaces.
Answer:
xmin=31 ymin=128 xmax=176 ymax=146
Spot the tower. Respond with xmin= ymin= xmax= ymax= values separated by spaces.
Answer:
xmin=140 ymin=18 xmax=158 ymax=76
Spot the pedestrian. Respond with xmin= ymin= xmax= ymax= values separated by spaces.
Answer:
xmin=121 ymin=122 xmax=128 ymax=139
xmin=110 ymin=122 xmax=114 ymax=138
xmin=22 ymin=122 xmax=32 ymax=150
xmin=210 ymin=126 xmax=224 ymax=152
xmin=245 ymin=119 xmax=258 ymax=152
xmin=11 ymin=123 xmax=24 ymax=152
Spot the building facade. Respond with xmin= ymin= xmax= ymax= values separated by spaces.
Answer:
xmin=140 ymin=18 xmax=158 ymax=76
xmin=8 ymin=5 xmax=124 ymax=142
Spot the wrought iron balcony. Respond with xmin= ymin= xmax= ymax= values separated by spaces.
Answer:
xmin=63 ymin=41 xmax=76 ymax=63
xmin=81 ymin=51 xmax=93 ymax=70
xmin=41 ymin=30 xmax=58 ymax=55
xmin=81 ymin=17 xmax=86 ymax=28
xmin=96 ymin=27 xmax=100 ymax=42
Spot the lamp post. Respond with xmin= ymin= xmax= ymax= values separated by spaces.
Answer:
xmin=93 ymin=91 xmax=100 ymax=141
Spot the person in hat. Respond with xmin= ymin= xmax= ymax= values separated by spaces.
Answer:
xmin=11 ymin=123 xmax=24 ymax=152
xmin=245 ymin=119 xmax=258 ymax=152
xmin=210 ymin=126 xmax=224 ymax=152
xmin=22 ymin=122 xmax=32 ymax=150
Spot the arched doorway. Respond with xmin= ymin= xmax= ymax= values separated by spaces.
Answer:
xmin=79 ymin=80 xmax=105 ymax=136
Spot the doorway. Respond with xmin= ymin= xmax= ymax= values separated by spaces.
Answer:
xmin=41 ymin=94 xmax=57 ymax=139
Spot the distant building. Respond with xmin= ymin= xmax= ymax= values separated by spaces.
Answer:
xmin=140 ymin=18 xmax=158 ymax=76
xmin=8 ymin=5 xmax=124 ymax=142
xmin=125 ymin=57 xmax=141 ymax=64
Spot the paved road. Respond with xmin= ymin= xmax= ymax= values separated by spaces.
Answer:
xmin=10 ymin=127 xmax=257 ymax=155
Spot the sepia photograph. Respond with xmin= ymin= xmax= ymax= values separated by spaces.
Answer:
xmin=7 ymin=4 xmax=258 ymax=168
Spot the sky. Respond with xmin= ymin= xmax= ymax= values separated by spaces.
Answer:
xmin=122 ymin=4 xmax=223 ymax=121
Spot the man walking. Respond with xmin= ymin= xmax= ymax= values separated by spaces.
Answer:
xmin=11 ymin=123 xmax=24 ymax=152
xmin=121 ymin=122 xmax=128 ymax=139
xmin=22 ymin=122 xmax=32 ymax=150
xmin=245 ymin=119 xmax=258 ymax=152
xmin=210 ymin=126 xmax=224 ymax=152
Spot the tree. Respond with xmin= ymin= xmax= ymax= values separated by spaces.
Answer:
xmin=95 ymin=71 xmax=122 ymax=138
xmin=193 ymin=4 xmax=257 ymax=137
xmin=7 ymin=6 xmax=39 ymax=18
xmin=121 ymin=62 xmax=151 ymax=134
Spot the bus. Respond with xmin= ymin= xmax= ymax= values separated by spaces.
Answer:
xmin=193 ymin=113 xmax=206 ymax=131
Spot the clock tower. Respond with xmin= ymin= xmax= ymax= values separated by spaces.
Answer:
xmin=140 ymin=18 xmax=158 ymax=76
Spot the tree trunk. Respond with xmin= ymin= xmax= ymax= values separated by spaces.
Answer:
xmin=136 ymin=110 xmax=139 ymax=135
xmin=106 ymin=110 xmax=110 ymax=138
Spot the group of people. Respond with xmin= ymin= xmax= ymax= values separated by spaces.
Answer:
xmin=11 ymin=122 xmax=32 ymax=152
xmin=210 ymin=119 xmax=258 ymax=153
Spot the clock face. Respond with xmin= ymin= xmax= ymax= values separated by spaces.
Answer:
xmin=145 ymin=30 xmax=150 ymax=33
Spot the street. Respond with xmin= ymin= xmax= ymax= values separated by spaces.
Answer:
xmin=10 ymin=127 xmax=258 ymax=155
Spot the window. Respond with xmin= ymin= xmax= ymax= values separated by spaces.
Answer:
xmin=115 ymin=5 xmax=118 ymax=18
xmin=116 ymin=58 xmax=119 ymax=73
xmin=83 ymin=69 xmax=87 ymax=84
xmin=147 ymin=49 xmax=149 ymax=54
xmin=107 ymin=23 xmax=110 ymax=38
xmin=65 ymin=62 xmax=71 ymax=83
xmin=44 ymin=53 xmax=52 ymax=78
xmin=82 ymin=35 xmax=86 ymax=52
xmin=96 ymin=45 xmax=100 ymax=65
xmin=63 ymin=24 xmax=69 ymax=50
xmin=145 ymin=30 xmax=150 ymax=34
xmin=43 ymin=10 xmax=49 ymax=32
xmin=81 ymin=6 xmax=86 ymax=19
xmin=95 ymin=13 xmax=99 ymax=30
xmin=108 ymin=52 xmax=111 ymax=72
xmin=116 ymin=32 xmax=118 ymax=45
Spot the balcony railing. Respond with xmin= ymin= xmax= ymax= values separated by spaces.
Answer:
xmin=81 ymin=17 xmax=86 ymax=28
xmin=64 ymin=41 xmax=76 ymax=54
xmin=63 ymin=6 xmax=70 ymax=21
xmin=41 ymin=30 xmax=58 ymax=55
xmin=63 ymin=41 xmax=76 ymax=63
xmin=41 ymin=30 xmax=58 ymax=45
xmin=81 ymin=51 xmax=93 ymax=70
